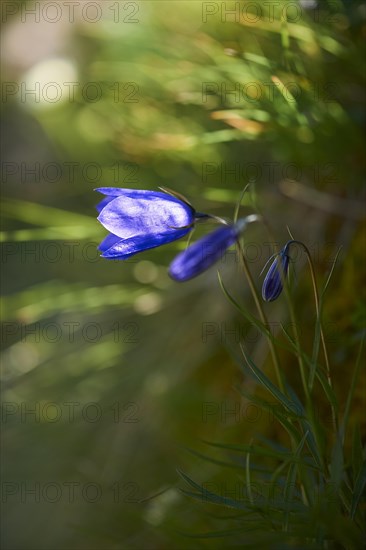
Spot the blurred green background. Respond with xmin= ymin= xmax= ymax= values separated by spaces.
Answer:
xmin=1 ymin=1 xmax=365 ymax=548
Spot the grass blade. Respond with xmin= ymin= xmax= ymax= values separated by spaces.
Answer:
xmin=350 ymin=460 xmax=366 ymax=520
xmin=341 ymin=338 xmax=365 ymax=446
xmin=239 ymin=345 xmax=300 ymax=415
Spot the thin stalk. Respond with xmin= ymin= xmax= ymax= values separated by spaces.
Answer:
xmin=237 ymin=240 xmax=285 ymax=393
xmin=288 ymin=240 xmax=337 ymax=434
xmin=260 ymin=226 xmax=327 ymax=471
xmin=283 ymin=282 xmax=311 ymax=404
xmin=260 ymin=221 xmax=309 ymax=401
xmin=306 ymin=250 xmax=337 ymax=434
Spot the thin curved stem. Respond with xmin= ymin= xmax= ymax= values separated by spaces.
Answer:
xmin=288 ymin=240 xmax=337 ymax=434
xmin=282 ymin=281 xmax=311 ymax=405
xmin=237 ymin=241 xmax=285 ymax=393
xmin=260 ymin=227 xmax=311 ymax=406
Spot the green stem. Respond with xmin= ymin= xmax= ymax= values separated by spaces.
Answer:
xmin=262 ymin=226 xmax=328 ymax=473
xmin=306 ymin=251 xmax=337 ymax=434
xmin=289 ymin=241 xmax=337 ymax=434
xmin=284 ymin=283 xmax=311 ymax=405
xmin=237 ymin=241 xmax=285 ymax=394
xmin=259 ymin=220 xmax=306 ymax=398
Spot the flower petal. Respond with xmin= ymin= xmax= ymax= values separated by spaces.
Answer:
xmin=95 ymin=188 xmax=151 ymax=197
xmin=101 ymin=228 xmax=191 ymax=259
xmin=97 ymin=193 xmax=194 ymax=239
xmin=169 ymin=225 xmax=238 ymax=282
xmin=96 ymin=196 xmax=116 ymax=213
xmin=95 ymin=188 xmax=139 ymax=213
xmin=98 ymin=233 xmax=122 ymax=252
xmin=95 ymin=188 xmax=171 ymax=213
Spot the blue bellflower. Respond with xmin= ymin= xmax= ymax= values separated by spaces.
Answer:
xmin=169 ymin=215 xmax=259 ymax=282
xmin=96 ymin=187 xmax=208 ymax=259
xmin=261 ymin=242 xmax=292 ymax=302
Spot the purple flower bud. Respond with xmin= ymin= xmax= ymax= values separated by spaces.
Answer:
xmin=169 ymin=215 xmax=259 ymax=282
xmin=261 ymin=243 xmax=292 ymax=302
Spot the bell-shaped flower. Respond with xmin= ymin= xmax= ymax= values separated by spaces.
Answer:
xmin=261 ymin=242 xmax=292 ymax=302
xmin=169 ymin=215 xmax=259 ymax=282
xmin=96 ymin=187 xmax=209 ymax=259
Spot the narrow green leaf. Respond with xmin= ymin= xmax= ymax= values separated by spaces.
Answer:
xmin=218 ymin=273 xmax=270 ymax=338
xmin=176 ymin=524 xmax=260 ymax=539
xmin=245 ymin=441 xmax=254 ymax=506
xmin=351 ymin=424 xmax=364 ymax=483
xmin=281 ymin=325 xmax=338 ymax=410
xmin=350 ymin=460 xmax=366 ymax=519
xmin=330 ymin=435 xmax=344 ymax=491
xmin=235 ymin=387 xmax=308 ymax=452
xmin=177 ymin=469 xmax=248 ymax=511
xmin=309 ymin=247 xmax=341 ymax=389
xmin=239 ymin=345 xmax=299 ymax=415
xmin=283 ymin=431 xmax=309 ymax=530
xmin=0 ymin=227 xmax=100 ymax=242
xmin=321 ymin=246 xmax=343 ymax=298
xmin=310 ymin=303 xmax=322 ymax=389
xmin=233 ymin=184 xmax=250 ymax=223
xmin=341 ymin=338 xmax=365 ymax=446
xmin=311 ymin=365 xmax=339 ymax=411
xmin=202 ymin=440 xmax=293 ymax=462
xmin=286 ymin=385 xmax=323 ymax=470
xmin=184 ymin=447 xmax=244 ymax=470
xmin=3 ymin=198 xmax=96 ymax=230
